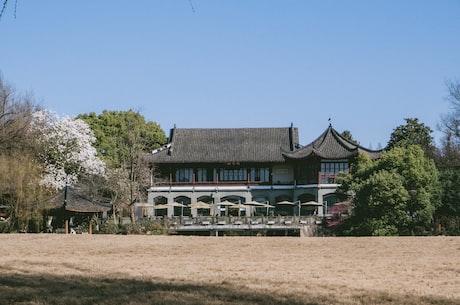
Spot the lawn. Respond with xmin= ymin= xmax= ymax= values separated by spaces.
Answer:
xmin=1 ymin=235 xmax=459 ymax=305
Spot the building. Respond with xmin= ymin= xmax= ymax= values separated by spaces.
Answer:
xmin=146 ymin=124 xmax=381 ymax=218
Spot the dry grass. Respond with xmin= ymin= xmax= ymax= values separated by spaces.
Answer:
xmin=1 ymin=235 xmax=459 ymax=305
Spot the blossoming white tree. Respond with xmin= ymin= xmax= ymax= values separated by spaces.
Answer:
xmin=31 ymin=110 xmax=106 ymax=190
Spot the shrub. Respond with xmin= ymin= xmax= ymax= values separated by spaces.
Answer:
xmin=98 ymin=222 xmax=120 ymax=234
xmin=0 ymin=221 xmax=10 ymax=233
xmin=143 ymin=221 xmax=168 ymax=235
xmin=121 ymin=223 xmax=143 ymax=235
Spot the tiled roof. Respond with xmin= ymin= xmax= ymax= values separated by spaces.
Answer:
xmin=283 ymin=125 xmax=382 ymax=160
xmin=48 ymin=188 xmax=112 ymax=213
xmin=151 ymin=127 xmax=298 ymax=164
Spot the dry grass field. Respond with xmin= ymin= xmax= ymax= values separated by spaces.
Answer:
xmin=1 ymin=235 xmax=459 ymax=305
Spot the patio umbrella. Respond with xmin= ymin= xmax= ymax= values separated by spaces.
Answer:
xmin=228 ymin=203 xmax=247 ymax=217
xmin=245 ymin=201 xmax=268 ymax=206
xmin=153 ymin=204 xmax=168 ymax=209
xmin=189 ymin=201 xmax=211 ymax=209
xmin=228 ymin=203 xmax=247 ymax=210
xmin=276 ymin=200 xmax=295 ymax=205
xmin=217 ymin=200 xmax=235 ymax=216
xmin=218 ymin=200 xmax=236 ymax=206
xmin=166 ymin=202 xmax=186 ymax=216
xmin=301 ymin=201 xmax=322 ymax=206
xmin=165 ymin=202 xmax=186 ymax=207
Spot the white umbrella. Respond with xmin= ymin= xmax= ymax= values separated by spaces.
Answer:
xmin=245 ymin=201 xmax=268 ymax=206
xmin=228 ymin=203 xmax=247 ymax=217
xmin=276 ymin=200 xmax=295 ymax=205
xmin=189 ymin=201 xmax=211 ymax=209
xmin=228 ymin=203 xmax=247 ymax=209
xmin=166 ymin=202 xmax=186 ymax=216
xmin=166 ymin=202 xmax=186 ymax=207
xmin=301 ymin=201 xmax=322 ymax=206
xmin=218 ymin=200 xmax=236 ymax=206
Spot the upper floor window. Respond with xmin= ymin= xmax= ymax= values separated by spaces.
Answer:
xmin=175 ymin=168 xmax=193 ymax=182
xmin=220 ymin=168 xmax=247 ymax=181
xmin=320 ymin=160 xmax=349 ymax=174
xmin=250 ymin=167 xmax=270 ymax=182
xmin=196 ymin=168 xmax=207 ymax=182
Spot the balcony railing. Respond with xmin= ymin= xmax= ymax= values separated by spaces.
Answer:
xmin=152 ymin=172 xmax=340 ymax=187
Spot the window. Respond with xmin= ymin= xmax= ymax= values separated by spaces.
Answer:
xmin=250 ymin=167 xmax=270 ymax=182
xmin=196 ymin=168 xmax=208 ymax=182
xmin=220 ymin=168 xmax=247 ymax=181
xmin=175 ymin=168 xmax=193 ymax=182
xmin=320 ymin=160 xmax=349 ymax=183
xmin=320 ymin=160 xmax=349 ymax=174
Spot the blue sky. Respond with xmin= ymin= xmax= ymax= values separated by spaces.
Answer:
xmin=1 ymin=1 xmax=459 ymax=148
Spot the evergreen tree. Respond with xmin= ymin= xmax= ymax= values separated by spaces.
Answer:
xmin=337 ymin=146 xmax=441 ymax=236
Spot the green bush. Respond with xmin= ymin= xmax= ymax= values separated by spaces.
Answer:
xmin=121 ymin=223 xmax=143 ymax=235
xmin=98 ymin=222 xmax=120 ymax=234
xmin=0 ymin=221 xmax=10 ymax=233
xmin=143 ymin=221 xmax=168 ymax=235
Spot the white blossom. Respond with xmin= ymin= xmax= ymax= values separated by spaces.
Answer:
xmin=31 ymin=110 xmax=106 ymax=190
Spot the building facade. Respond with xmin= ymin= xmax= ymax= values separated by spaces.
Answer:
xmin=145 ymin=124 xmax=381 ymax=218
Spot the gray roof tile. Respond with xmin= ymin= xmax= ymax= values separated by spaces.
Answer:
xmin=151 ymin=127 xmax=298 ymax=163
xmin=283 ymin=125 xmax=382 ymax=160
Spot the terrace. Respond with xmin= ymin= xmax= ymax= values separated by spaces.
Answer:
xmin=145 ymin=215 xmax=322 ymax=236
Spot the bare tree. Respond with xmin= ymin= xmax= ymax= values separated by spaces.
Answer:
xmin=439 ymin=79 xmax=460 ymax=144
xmin=0 ymin=74 xmax=39 ymax=154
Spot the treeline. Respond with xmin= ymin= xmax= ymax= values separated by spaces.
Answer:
xmin=330 ymin=80 xmax=460 ymax=236
xmin=1 ymin=73 xmax=459 ymax=235
xmin=0 ymin=74 xmax=167 ymax=232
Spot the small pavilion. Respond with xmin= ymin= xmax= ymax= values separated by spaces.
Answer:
xmin=47 ymin=186 xmax=112 ymax=234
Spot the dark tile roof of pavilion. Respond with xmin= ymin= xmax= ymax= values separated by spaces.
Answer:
xmin=282 ymin=125 xmax=382 ymax=160
xmin=150 ymin=126 xmax=299 ymax=164
xmin=48 ymin=188 xmax=112 ymax=213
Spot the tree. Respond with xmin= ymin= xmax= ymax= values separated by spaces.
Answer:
xmin=341 ymin=130 xmax=358 ymax=144
xmin=78 ymin=110 xmax=167 ymax=222
xmin=387 ymin=118 xmax=435 ymax=157
xmin=433 ymin=80 xmax=460 ymax=234
xmin=0 ymin=74 xmax=39 ymax=154
xmin=0 ymin=74 xmax=47 ymax=232
xmin=439 ymin=79 xmax=460 ymax=145
xmin=0 ymin=154 xmax=46 ymax=232
xmin=337 ymin=145 xmax=441 ymax=236
xmin=31 ymin=110 xmax=106 ymax=190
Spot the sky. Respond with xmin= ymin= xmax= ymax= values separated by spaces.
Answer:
xmin=1 ymin=1 xmax=460 ymax=148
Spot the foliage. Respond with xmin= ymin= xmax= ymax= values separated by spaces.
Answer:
xmin=435 ymin=79 xmax=460 ymax=228
xmin=141 ymin=220 xmax=168 ymax=235
xmin=341 ymin=130 xmax=358 ymax=144
xmin=436 ymin=167 xmax=460 ymax=216
xmin=78 ymin=110 xmax=167 ymax=221
xmin=117 ymin=221 xmax=168 ymax=235
xmin=0 ymin=220 xmax=10 ymax=233
xmin=31 ymin=110 xmax=106 ymax=190
xmin=98 ymin=221 xmax=121 ymax=234
xmin=120 ymin=223 xmax=144 ymax=235
xmin=77 ymin=110 xmax=167 ymax=169
xmin=387 ymin=118 xmax=435 ymax=157
xmin=0 ymin=154 xmax=47 ymax=232
xmin=337 ymin=146 xmax=441 ymax=236
xmin=433 ymin=216 xmax=460 ymax=236
xmin=0 ymin=75 xmax=50 ymax=232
